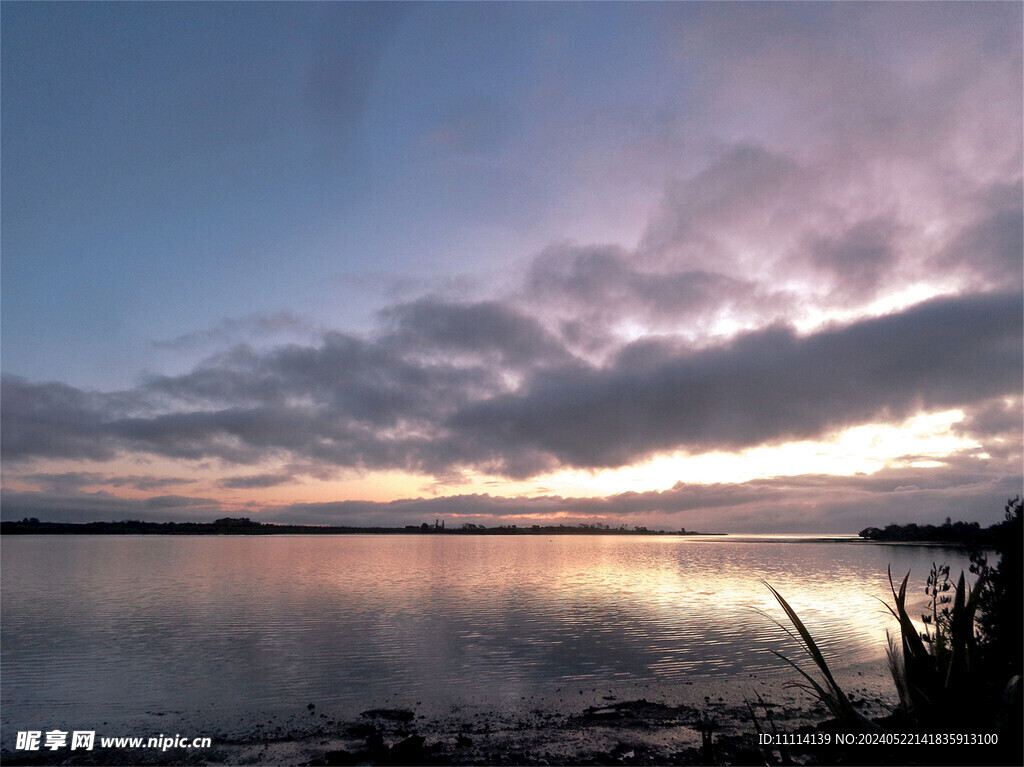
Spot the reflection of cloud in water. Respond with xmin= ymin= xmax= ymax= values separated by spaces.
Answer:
xmin=0 ymin=535 xmax=975 ymax=731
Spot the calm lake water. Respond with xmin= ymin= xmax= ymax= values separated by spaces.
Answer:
xmin=1 ymin=535 xmax=975 ymax=734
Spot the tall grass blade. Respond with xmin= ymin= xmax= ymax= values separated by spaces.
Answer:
xmin=885 ymin=631 xmax=912 ymax=711
xmin=763 ymin=582 xmax=881 ymax=733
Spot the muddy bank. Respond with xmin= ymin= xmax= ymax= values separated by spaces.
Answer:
xmin=0 ymin=697 xmax=819 ymax=766
xmin=1 ymin=668 xmax=903 ymax=766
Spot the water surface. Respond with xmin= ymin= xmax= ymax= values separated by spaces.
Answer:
xmin=1 ymin=534 xmax=975 ymax=732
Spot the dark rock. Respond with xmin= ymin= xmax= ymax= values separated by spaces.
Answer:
xmin=321 ymin=748 xmax=358 ymax=766
xmin=345 ymin=722 xmax=378 ymax=738
xmin=388 ymin=734 xmax=427 ymax=764
xmin=360 ymin=707 xmax=415 ymax=723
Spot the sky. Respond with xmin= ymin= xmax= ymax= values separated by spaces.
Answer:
xmin=2 ymin=1 xmax=1021 ymax=532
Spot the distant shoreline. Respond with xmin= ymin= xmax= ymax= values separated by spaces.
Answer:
xmin=2 ymin=518 xmax=1002 ymax=546
xmin=0 ymin=517 xmax=726 ymax=536
xmin=857 ymin=518 xmax=1006 ymax=548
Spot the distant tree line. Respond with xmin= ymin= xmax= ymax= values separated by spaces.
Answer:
xmin=858 ymin=515 xmax=1004 ymax=545
xmin=0 ymin=518 xmax=397 ymax=535
xmin=1 ymin=517 xmax=716 ymax=536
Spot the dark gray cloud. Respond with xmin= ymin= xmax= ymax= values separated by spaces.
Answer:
xmin=219 ymin=473 xmax=294 ymax=489
xmin=1 ymin=378 xmax=124 ymax=461
xmin=955 ymin=398 xmax=1023 ymax=441
xmin=952 ymin=397 xmax=1023 ymax=461
xmin=381 ymin=297 xmax=571 ymax=369
xmin=451 ymin=291 xmax=1022 ymax=475
xmin=3 ymin=291 xmax=1020 ymax=484
xmin=0 ymin=488 xmax=222 ymax=524
xmin=807 ymin=217 xmax=900 ymax=300
xmin=526 ymin=244 xmax=762 ymax=325
xmin=146 ymin=329 xmax=501 ymax=419
xmin=6 ymin=326 xmax=507 ymax=473
xmin=18 ymin=472 xmax=197 ymax=493
xmin=938 ymin=180 xmax=1024 ymax=285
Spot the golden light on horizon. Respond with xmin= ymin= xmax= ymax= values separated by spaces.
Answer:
xmin=515 ymin=409 xmax=976 ymax=498
xmin=5 ymin=408 xmax=984 ymax=514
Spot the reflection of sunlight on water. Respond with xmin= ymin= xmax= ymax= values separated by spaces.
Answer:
xmin=1 ymin=535 xmax=976 ymax=725
xmin=535 ymin=538 xmax=900 ymax=677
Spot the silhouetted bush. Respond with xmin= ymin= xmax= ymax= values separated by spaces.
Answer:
xmin=768 ymin=498 xmax=1023 ymax=764
xmin=970 ymin=496 xmax=1022 ymax=687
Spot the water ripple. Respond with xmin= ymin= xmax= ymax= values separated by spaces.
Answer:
xmin=2 ymin=535 xmax=972 ymax=728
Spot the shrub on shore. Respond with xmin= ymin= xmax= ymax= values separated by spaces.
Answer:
xmin=765 ymin=497 xmax=1022 ymax=764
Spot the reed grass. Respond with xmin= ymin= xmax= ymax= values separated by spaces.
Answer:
xmin=764 ymin=565 xmax=986 ymax=732
xmin=761 ymin=499 xmax=1021 ymax=762
xmin=761 ymin=582 xmax=882 ymax=733
xmin=881 ymin=565 xmax=984 ymax=726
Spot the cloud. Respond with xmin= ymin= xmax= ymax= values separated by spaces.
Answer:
xmin=937 ymin=180 xmax=1024 ymax=286
xmin=0 ymin=488 xmax=223 ymax=524
xmin=952 ymin=397 xmax=1024 ymax=462
xmin=621 ymin=3 xmax=1023 ymax=314
xmin=3 ymin=3 xmax=1020 ymax=536
xmin=19 ymin=472 xmax=197 ymax=493
xmin=6 ymin=463 xmax=1015 ymax=531
xmin=807 ymin=217 xmax=901 ymax=301
xmin=524 ymin=243 xmax=765 ymax=345
xmin=380 ymin=297 xmax=570 ymax=369
xmin=640 ymin=145 xmax=810 ymax=274
xmin=219 ymin=473 xmax=294 ymax=489
xmin=301 ymin=2 xmax=411 ymax=168
xmin=178 ymin=462 xmax=1023 ymax=532
xmin=0 ymin=378 xmax=125 ymax=462
xmin=450 ymin=291 xmax=1022 ymax=476
xmin=3 ymin=291 xmax=1020 ymax=484
xmin=519 ymin=136 xmax=1018 ymax=363
xmin=5 ymin=4 xmax=1019 ymax=484
xmin=955 ymin=398 xmax=1023 ymax=441
xmin=152 ymin=311 xmax=316 ymax=353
